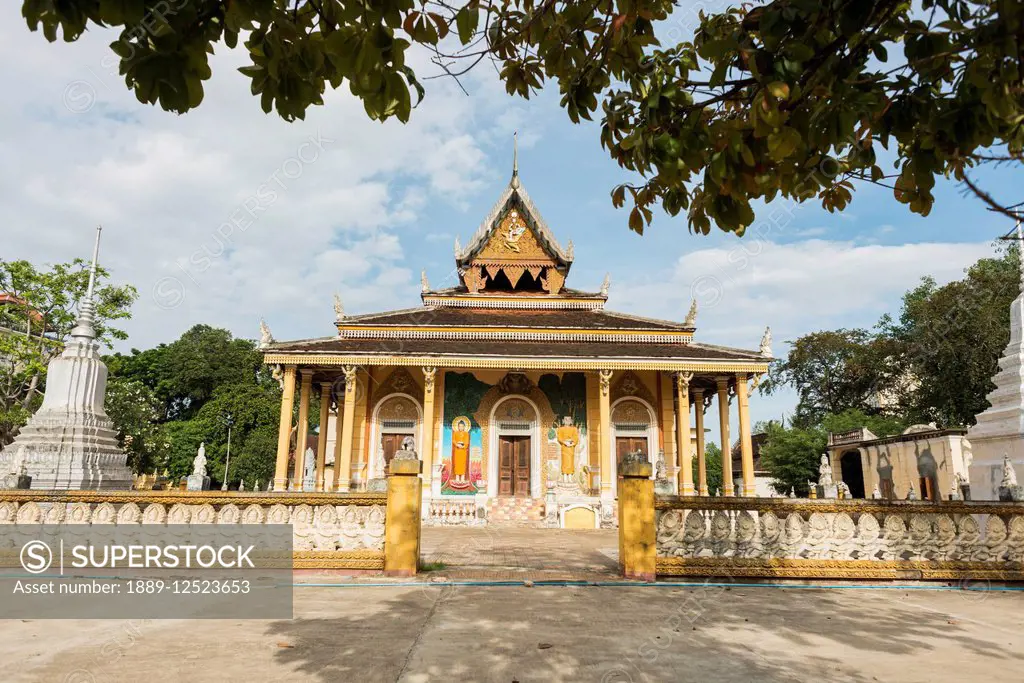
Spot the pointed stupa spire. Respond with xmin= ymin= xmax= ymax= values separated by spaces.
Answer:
xmin=510 ymin=131 xmax=520 ymax=189
xmin=70 ymin=226 xmax=102 ymax=340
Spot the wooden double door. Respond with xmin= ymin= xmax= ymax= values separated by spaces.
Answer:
xmin=616 ymin=436 xmax=649 ymax=466
xmin=498 ymin=435 xmax=531 ymax=497
xmin=380 ymin=433 xmax=411 ymax=476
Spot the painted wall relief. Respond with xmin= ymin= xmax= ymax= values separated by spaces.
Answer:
xmin=441 ymin=372 xmax=491 ymax=495
xmin=538 ymin=373 xmax=589 ymax=489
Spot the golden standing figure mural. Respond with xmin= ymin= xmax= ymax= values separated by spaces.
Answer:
xmin=557 ymin=416 xmax=580 ymax=479
xmin=451 ymin=417 xmax=471 ymax=484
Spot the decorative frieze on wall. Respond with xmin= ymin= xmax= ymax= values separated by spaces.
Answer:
xmin=0 ymin=492 xmax=388 ymax=569
xmin=655 ymin=499 xmax=1024 ymax=579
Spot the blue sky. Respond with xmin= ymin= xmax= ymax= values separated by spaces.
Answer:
xmin=2 ymin=9 xmax=1020 ymax=451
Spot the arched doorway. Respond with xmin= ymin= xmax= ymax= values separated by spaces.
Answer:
xmin=917 ymin=449 xmax=939 ymax=501
xmin=488 ymin=396 xmax=542 ymax=498
xmin=370 ymin=393 xmax=422 ymax=479
xmin=840 ymin=450 xmax=865 ymax=499
xmin=611 ymin=397 xmax=658 ymax=495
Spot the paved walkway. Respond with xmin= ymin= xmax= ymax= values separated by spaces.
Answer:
xmin=420 ymin=527 xmax=620 ymax=581
xmin=5 ymin=584 xmax=1022 ymax=682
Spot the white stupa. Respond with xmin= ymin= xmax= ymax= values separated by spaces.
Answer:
xmin=968 ymin=220 xmax=1024 ymax=499
xmin=0 ymin=227 xmax=133 ymax=490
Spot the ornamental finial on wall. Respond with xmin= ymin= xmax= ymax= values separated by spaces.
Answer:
xmin=683 ymin=298 xmax=698 ymax=327
xmin=333 ymin=292 xmax=345 ymax=321
xmin=600 ymin=273 xmax=610 ymax=297
xmin=454 ymin=235 xmax=461 ymax=258
xmin=258 ymin=318 xmax=274 ymax=348
xmin=760 ymin=326 xmax=772 ymax=356
xmin=421 ymin=269 xmax=430 ymax=293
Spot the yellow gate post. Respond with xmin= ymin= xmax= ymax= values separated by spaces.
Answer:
xmin=618 ymin=456 xmax=656 ymax=581
xmin=384 ymin=456 xmax=422 ymax=576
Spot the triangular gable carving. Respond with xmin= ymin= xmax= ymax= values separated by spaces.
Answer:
xmin=475 ymin=209 xmax=555 ymax=265
xmin=458 ymin=185 xmax=571 ymax=267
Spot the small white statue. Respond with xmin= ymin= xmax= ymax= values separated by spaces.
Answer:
xmin=760 ymin=326 xmax=772 ymax=356
xmin=789 ymin=487 xmax=795 ymax=498
xmin=255 ymin=479 xmax=261 ymax=491
xmin=333 ymin=292 xmax=345 ymax=321
xmin=683 ymin=298 xmax=698 ymax=327
xmin=192 ymin=442 xmax=207 ymax=477
xmin=818 ymin=454 xmax=833 ymax=487
xmin=238 ymin=480 xmax=246 ymax=492
xmin=258 ymin=318 xmax=274 ymax=348
xmin=871 ymin=485 xmax=882 ymax=499
xmin=906 ymin=482 xmax=917 ymax=500
xmin=1001 ymin=453 xmax=1018 ymax=488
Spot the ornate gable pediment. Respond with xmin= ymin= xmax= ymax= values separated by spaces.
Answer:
xmin=456 ymin=178 xmax=572 ymax=296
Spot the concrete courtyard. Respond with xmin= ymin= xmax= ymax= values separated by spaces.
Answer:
xmin=2 ymin=529 xmax=1022 ymax=682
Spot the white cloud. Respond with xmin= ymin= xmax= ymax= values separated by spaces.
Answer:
xmin=0 ymin=13 xmax=529 ymax=349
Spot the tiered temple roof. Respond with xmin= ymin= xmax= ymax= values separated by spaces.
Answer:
xmin=263 ymin=160 xmax=770 ymax=375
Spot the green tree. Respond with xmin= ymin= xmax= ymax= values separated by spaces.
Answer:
xmin=161 ymin=383 xmax=281 ymax=487
xmin=761 ymin=329 xmax=896 ymax=428
xmin=882 ymin=245 xmax=1020 ymax=427
xmin=0 ymin=257 xmax=137 ymax=445
xmin=820 ymin=408 xmax=905 ymax=439
xmin=104 ymin=377 xmax=170 ymax=474
xmin=758 ymin=421 xmax=826 ymax=496
xmin=107 ymin=324 xmax=270 ymax=421
xmin=693 ymin=441 xmax=724 ymax=496
xmin=24 ymin=1 xmax=1022 ymax=232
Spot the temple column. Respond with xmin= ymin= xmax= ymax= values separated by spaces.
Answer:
xmin=675 ymin=372 xmax=694 ymax=495
xmin=273 ymin=365 xmax=297 ymax=491
xmin=335 ymin=365 xmax=359 ymax=492
xmin=292 ymin=369 xmax=313 ymax=490
xmin=599 ymin=369 xmax=613 ymax=497
xmin=315 ymin=382 xmax=331 ymax=491
xmin=331 ymin=391 xmax=345 ymax=491
xmin=717 ymin=378 xmax=734 ymax=496
xmin=736 ymin=373 xmax=756 ymax=496
xmin=421 ymin=367 xmax=437 ymax=491
xmin=693 ymin=388 xmax=707 ymax=495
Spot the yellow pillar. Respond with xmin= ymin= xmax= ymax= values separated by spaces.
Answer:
xmin=273 ymin=365 xmax=297 ymax=491
xmin=292 ymin=369 xmax=313 ymax=490
xmin=315 ymin=383 xmax=331 ymax=491
xmin=420 ymin=367 xmax=437 ymax=492
xmin=717 ymin=378 xmax=734 ymax=496
xmin=617 ymin=457 xmax=656 ymax=581
xmin=384 ymin=457 xmax=422 ymax=576
xmin=675 ymin=372 xmax=694 ymax=495
xmin=694 ymin=388 xmax=707 ymax=496
xmin=335 ymin=365 xmax=359 ymax=492
xmin=736 ymin=373 xmax=755 ymax=496
xmin=331 ymin=394 xmax=345 ymax=491
xmin=599 ymin=369 xmax=613 ymax=497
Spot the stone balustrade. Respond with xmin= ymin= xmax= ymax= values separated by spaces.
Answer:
xmin=425 ymin=499 xmax=481 ymax=526
xmin=654 ymin=497 xmax=1024 ymax=580
xmin=0 ymin=490 xmax=388 ymax=570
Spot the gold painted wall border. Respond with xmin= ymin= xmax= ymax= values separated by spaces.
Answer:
xmin=0 ymin=490 xmax=388 ymax=507
xmin=263 ymin=354 xmax=770 ymax=374
xmin=293 ymin=550 xmax=384 ymax=570
xmin=656 ymin=557 xmax=1024 ymax=581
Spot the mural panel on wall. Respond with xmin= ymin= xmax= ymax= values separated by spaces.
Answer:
xmin=538 ymin=373 xmax=589 ymax=487
xmin=441 ymin=372 xmax=491 ymax=494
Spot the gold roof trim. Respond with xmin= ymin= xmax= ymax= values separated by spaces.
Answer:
xmin=263 ymin=353 xmax=769 ymax=373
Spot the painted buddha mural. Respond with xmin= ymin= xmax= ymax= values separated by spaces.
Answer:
xmin=451 ymin=417 xmax=471 ymax=484
xmin=557 ymin=416 xmax=580 ymax=479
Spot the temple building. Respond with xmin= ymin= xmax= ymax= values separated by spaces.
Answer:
xmin=261 ymin=160 xmax=771 ymax=526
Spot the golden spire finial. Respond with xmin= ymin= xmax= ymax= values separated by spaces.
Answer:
xmin=511 ymin=131 xmax=520 ymax=188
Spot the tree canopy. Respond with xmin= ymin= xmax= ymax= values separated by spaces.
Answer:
xmin=105 ymin=324 xmax=282 ymax=485
xmin=23 ymin=0 xmax=1023 ymax=233
xmin=0 ymin=257 xmax=137 ymax=445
